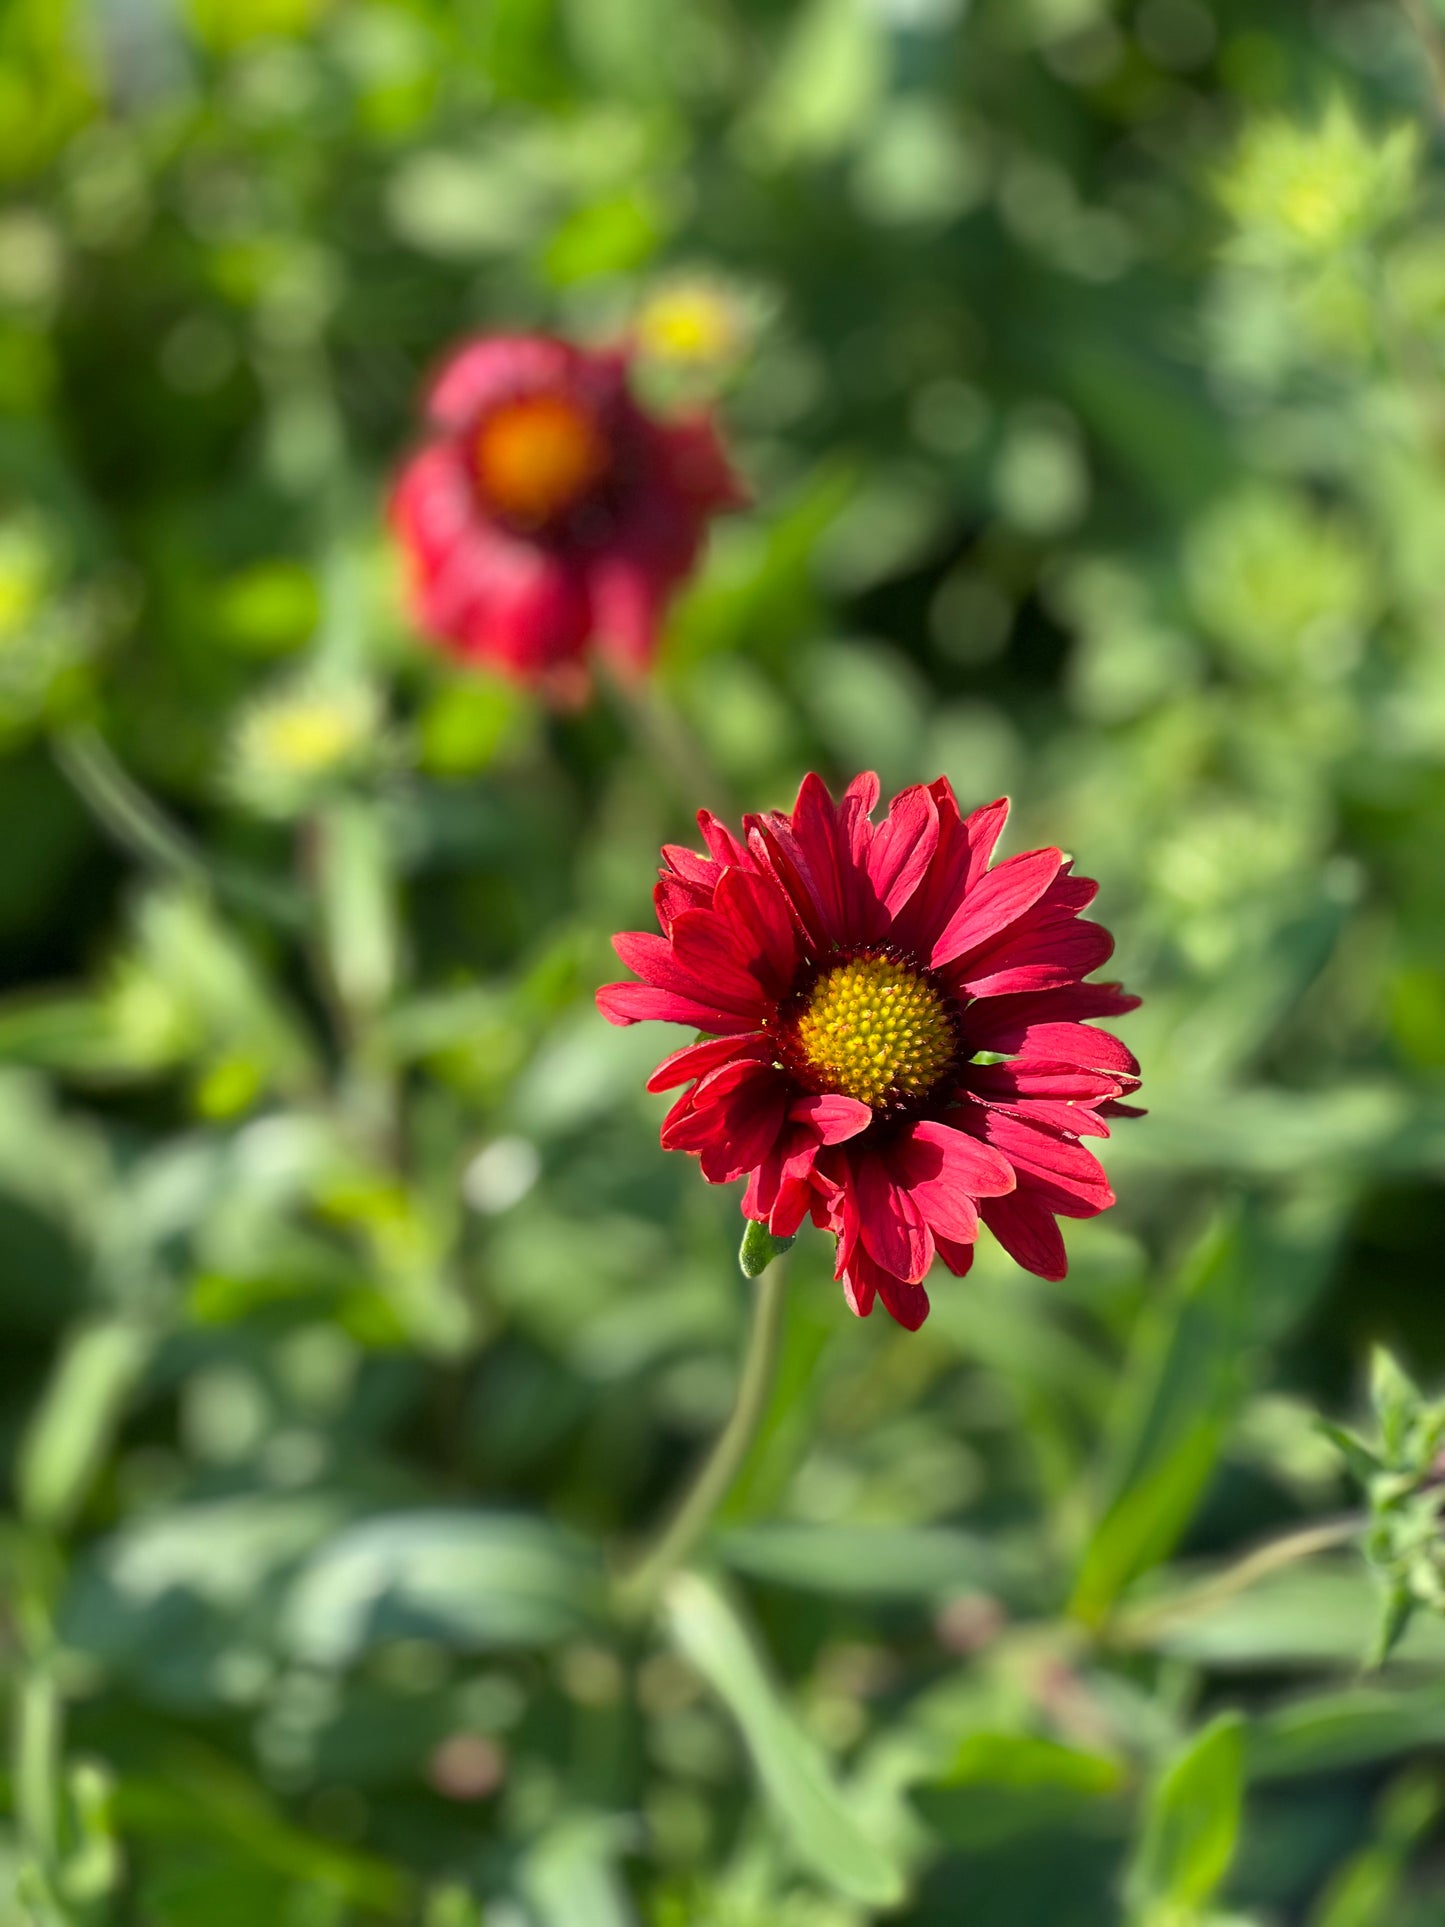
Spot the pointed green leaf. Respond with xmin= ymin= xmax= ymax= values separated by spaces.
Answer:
xmin=1371 ymin=1347 xmax=1420 ymax=1464
xmin=1129 ymin=1712 xmax=1245 ymax=1912
xmin=665 ymin=1572 xmax=905 ymax=1907
xmin=1315 ymin=1418 xmax=1383 ymax=1488
xmin=1368 ymin=1579 xmax=1417 ymax=1672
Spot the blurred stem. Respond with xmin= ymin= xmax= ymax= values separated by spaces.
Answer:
xmin=53 ymin=725 xmax=209 ymax=891
xmin=1113 ymin=1514 xmax=1363 ymax=1647
xmin=598 ymin=664 xmax=737 ymax=821
xmin=1401 ymin=0 xmax=1445 ymax=114
xmin=308 ymin=797 xmax=403 ymax=1165
xmin=618 ymin=1259 xmax=788 ymax=1617
xmin=13 ymin=1546 xmax=68 ymax=1919
xmin=54 ymin=724 xmax=301 ymax=928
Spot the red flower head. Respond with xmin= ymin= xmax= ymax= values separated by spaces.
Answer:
xmin=598 ymin=774 xmax=1141 ymax=1330
xmin=391 ymin=334 xmax=745 ymax=702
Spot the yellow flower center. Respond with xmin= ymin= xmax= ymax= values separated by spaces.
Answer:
xmin=792 ymin=954 xmax=955 ymax=1110
xmin=473 ymin=393 xmax=609 ymax=529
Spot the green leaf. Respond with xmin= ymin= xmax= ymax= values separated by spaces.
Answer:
xmin=738 ymin=1218 xmax=794 ymax=1278
xmin=665 ymin=1572 xmax=905 ymax=1908
xmin=281 ymin=1511 xmax=603 ymax=1667
xmin=1368 ymin=1578 xmax=1417 ymax=1672
xmin=1128 ymin=1712 xmax=1245 ymax=1914
xmin=1073 ymin=1194 xmax=1349 ymax=1626
xmin=521 ymin=1815 xmax=641 ymax=1927
xmin=1315 ymin=1418 xmax=1383 ymax=1487
xmin=1370 ymin=1347 xmax=1421 ymax=1465
xmin=1251 ymin=1684 xmax=1445 ymax=1781
xmin=1127 ymin=1565 xmax=1445 ymax=1671
xmin=717 ymin=1522 xmax=1026 ymax=1601
xmin=916 ymin=1733 xmax=1125 ymax=1850
xmin=17 ymin=1316 xmax=154 ymax=1530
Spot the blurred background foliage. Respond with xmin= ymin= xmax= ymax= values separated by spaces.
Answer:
xmin=5 ymin=0 xmax=1445 ymax=1920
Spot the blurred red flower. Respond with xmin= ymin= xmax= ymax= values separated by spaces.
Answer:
xmin=391 ymin=334 xmax=744 ymax=702
xmin=598 ymin=774 xmax=1141 ymax=1330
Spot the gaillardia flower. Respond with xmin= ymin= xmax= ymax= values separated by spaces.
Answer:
xmin=391 ymin=333 xmax=744 ymax=701
xmin=598 ymin=774 xmax=1140 ymax=1330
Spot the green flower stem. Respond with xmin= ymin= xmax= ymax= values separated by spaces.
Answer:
xmin=598 ymin=663 xmax=737 ymax=822
xmin=54 ymin=724 xmax=209 ymax=891
xmin=618 ymin=1258 xmax=788 ymax=1617
xmin=1401 ymin=0 xmax=1445 ymax=115
xmin=1112 ymin=1513 xmax=1363 ymax=1648
xmin=54 ymin=724 xmax=301 ymax=928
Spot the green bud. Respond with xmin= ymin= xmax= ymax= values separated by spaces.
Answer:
xmin=739 ymin=1219 xmax=794 ymax=1279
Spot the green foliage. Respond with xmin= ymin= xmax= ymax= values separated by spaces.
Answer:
xmin=1127 ymin=1714 xmax=1245 ymax=1925
xmin=6 ymin=0 xmax=1445 ymax=1921
xmin=1322 ymin=1347 xmax=1445 ymax=1667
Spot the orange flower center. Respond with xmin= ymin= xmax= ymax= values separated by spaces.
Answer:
xmin=472 ymin=393 xmax=609 ymax=530
xmin=793 ymin=955 xmax=955 ymax=1109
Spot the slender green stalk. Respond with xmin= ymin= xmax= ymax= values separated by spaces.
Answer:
xmin=54 ymin=724 xmax=301 ymax=927
xmin=619 ymin=1260 xmax=788 ymax=1615
xmin=53 ymin=724 xmax=208 ymax=890
xmin=1113 ymin=1514 xmax=1363 ymax=1647
xmin=598 ymin=663 xmax=737 ymax=822
xmin=1401 ymin=0 xmax=1445 ymax=115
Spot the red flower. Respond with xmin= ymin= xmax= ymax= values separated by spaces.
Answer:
xmin=598 ymin=774 xmax=1140 ymax=1330
xmin=391 ymin=334 xmax=745 ymax=702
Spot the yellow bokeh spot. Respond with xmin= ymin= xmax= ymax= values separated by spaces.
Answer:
xmin=252 ymin=698 xmax=365 ymax=776
xmin=793 ymin=954 xmax=955 ymax=1109
xmin=637 ymin=284 xmax=741 ymax=367
xmin=473 ymin=394 xmax=609 ymax=529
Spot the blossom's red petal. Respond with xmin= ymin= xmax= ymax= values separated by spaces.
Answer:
xmin=656 ymin=414 xmax=750 ymax=513
xmin=959 ymin=796 xmax=1011 ymax=889
xmin=885 ymin=1120 xmax=1006 ymax=1245
xmin=876 ymin=1267 xmax=931 ymax=1332
xmin=975 ymin=1096 xmax=1113 ymax=1138
xmin=744 ymin=1127 xmax=824 ymax=1236
xmin=587 ymin=550 xmax=676 ymax=676
xmin=962 ymin=1060 xmax=1124 ymax=1103
xmin=1100 ymin=1099 xmax=1148 ymax=1118
xmin=596 ymin=980 xmax=757 ymax=1033
xmin=865 ymin=783 xmax=940 ymax=927
xmin=904 ymin=1117 xmax=1017 ymax=1199
xmin=929 ymin=848 xmax=1064 ymax=970
xmin=654 ymin=872 xmax=711 ymax=929
xmin=698 ymin=810 xmax=751 ymax=869
xmin=844 ymin=770 xmax=882 ymax=814
xmin=663 ymin=843 xmax=721 ymax=889
xmin=856 ymin=1150 xmax=935 ymax=1284
xmin=958 ymin=917 xmax=1115 ymax=999
xmin=661 ymin=1059 xmax=787 ymax=1181
xmin=972 ymin=981 xmax=1140 ymax=1029
xmin=791 ymin=770 xmax=864 ymax=942
xmin=788 ymin=1093 xmax=874 ymax=1143
xmin=393 ymin=447 xmax=594 ymax=679
xmin=981 ymin=1191 xmax=1069 ymax=1281
xmin=614 ymin=925 xmax=768 ymax=1022
xmin=841 ymin=1260 xmax=877 ymax=1320
xmin=749 ymin=771 xmax=874 ymax=950
xmin=966 ymin=1015 xmax=1139 ymax=1080
xmin=892 ymin=785 xmax=1007 ymax=955
xmin=933 ymin=1234 xmax=976 ymax=1278
xmin=712 ymin=866 xmax=800 ymax=999
xmin=426 ymin=334 xmax=596 ymax=431
xmin=960 ymin=1106 xmax=1114 ymax=1217
xmin=645 ymin=1033 xmax=770 ymax=1092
